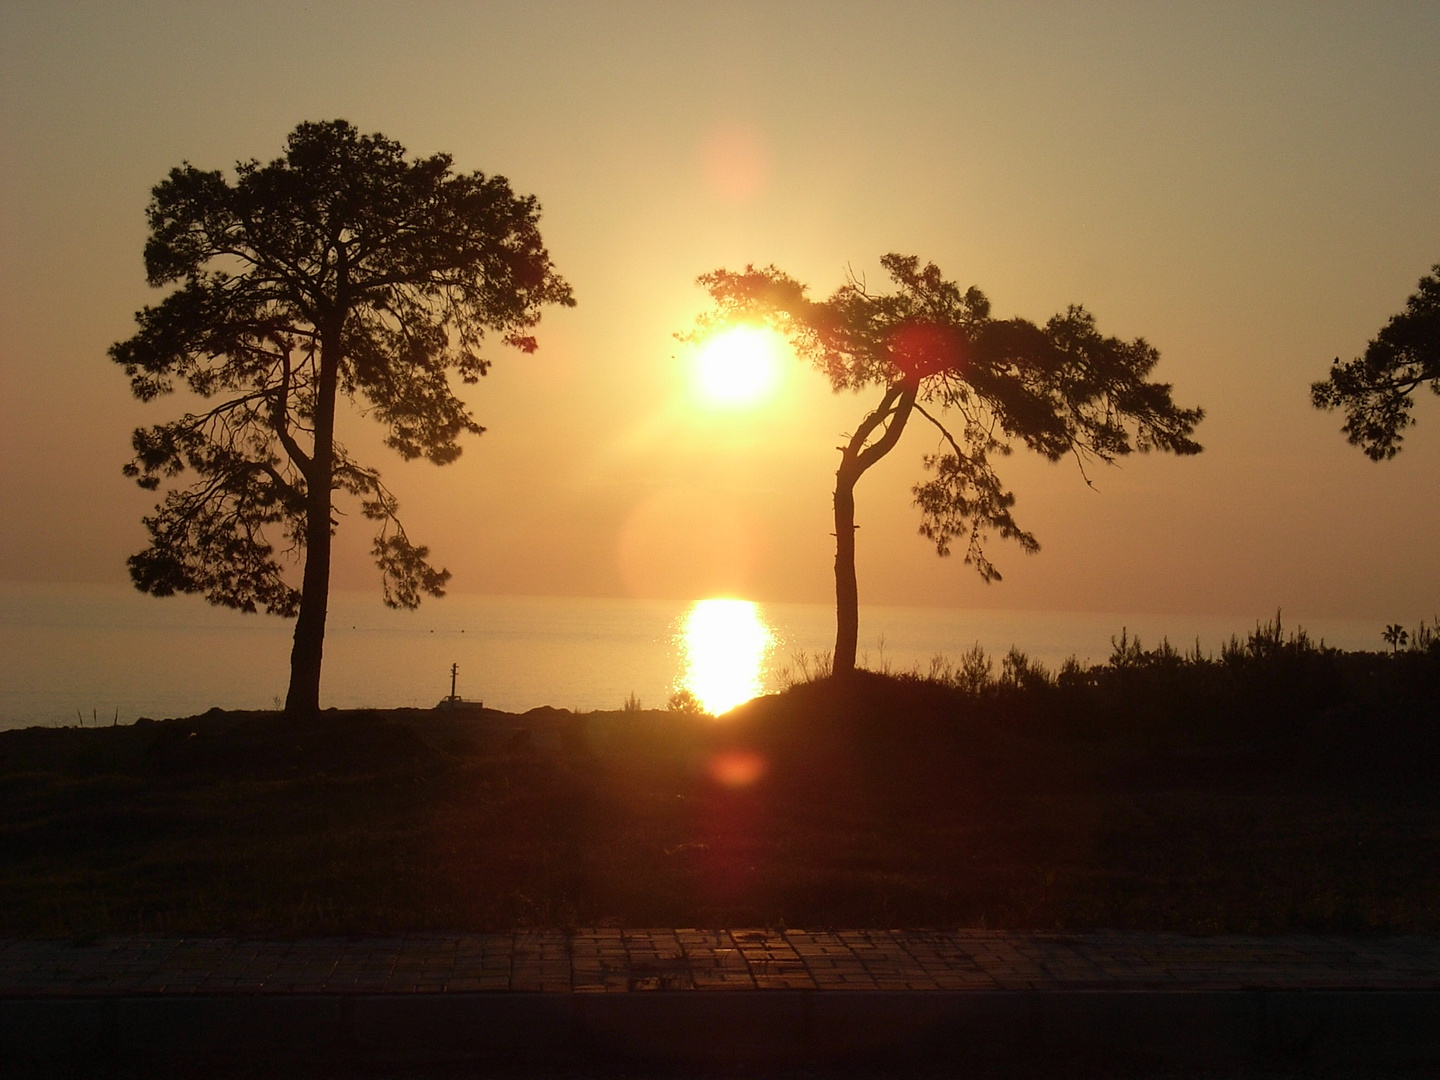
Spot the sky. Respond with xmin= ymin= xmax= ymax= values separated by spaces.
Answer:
xmin=2 ymin=1 xmax=1439 ymax=626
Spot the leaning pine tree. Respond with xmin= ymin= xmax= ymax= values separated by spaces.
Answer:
xmin=689 ymin=255 xmax=1203 ymax=675
xmin=111 ymin=120 xmax=574 ymax=715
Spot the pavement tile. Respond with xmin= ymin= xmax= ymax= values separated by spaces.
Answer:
xmin=4 ymin=931 xmax=1440 ymax=997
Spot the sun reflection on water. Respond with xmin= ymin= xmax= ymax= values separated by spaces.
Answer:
xmin=677 ymin=598 xmax=775 ymax=715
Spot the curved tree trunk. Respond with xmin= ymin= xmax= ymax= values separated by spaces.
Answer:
xmin=284 ymin=324 xmax=341 ymax=716
xmin=830 ymin=381 xmax=918 ymax=678
xmin=832 ymin=464 xmax=861 ymax=676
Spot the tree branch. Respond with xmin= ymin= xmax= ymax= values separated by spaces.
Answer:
xmin=854 ymin=381 xmax=918 ymax=474
xmin=913 ymin=400 xmax=964 ymax=460
xmin=270 ymin=341 xmax=313 ymax=480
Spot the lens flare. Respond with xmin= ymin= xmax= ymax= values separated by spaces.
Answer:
xmin=699 ymin=123 xmax=768 ymax=203
xmin=678 ymin=598 xmax=774 ymax=714
xmin=708 ymin=749 xmax=767 ymax=787
xmin=694 ymin=326 xmax=781 ymax=406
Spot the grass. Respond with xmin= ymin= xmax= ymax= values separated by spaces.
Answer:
xmin=2 ymin=618 xmax=1439 ymax=938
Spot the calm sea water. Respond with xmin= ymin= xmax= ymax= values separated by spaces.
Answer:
xmin=0 ymin=582 xmax=1384 ymax=730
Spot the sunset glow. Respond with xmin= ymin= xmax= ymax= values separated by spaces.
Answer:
xmin=3 ymin=5 xmax=1438 ymax=700
xmin=693 ymin=326 xmax=782 ymax=407
xmin=677 ymin=598 xmax=775 ymax=714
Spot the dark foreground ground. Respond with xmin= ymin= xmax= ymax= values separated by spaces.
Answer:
xmin=2 ymin=630 xmax=1439 ymax=937
xmin=4 ymin=932 xmax=1440 ymax=1078
xmin=10 ymin=1055 xmax=1440 ymax=1080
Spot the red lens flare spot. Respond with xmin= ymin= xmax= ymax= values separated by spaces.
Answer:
xmin=888 ymin=322 xmax=966 ymax=380
xmin=699 ymin=123 xmax=768 ymax=204
xmin=708 ymin=749 xmax=767 ymax=788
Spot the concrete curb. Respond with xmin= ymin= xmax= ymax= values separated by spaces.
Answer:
xmin=5 ymin=989 xmax=1440 ymax=1072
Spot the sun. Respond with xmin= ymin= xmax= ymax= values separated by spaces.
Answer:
xmin=693 ymin=325 xmax=782 ymax=407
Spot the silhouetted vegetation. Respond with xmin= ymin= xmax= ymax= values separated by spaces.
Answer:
xmin=875 ymin=612 xmax=1440 ymax=752
xmin=687 ymin=255 xmax=1202 ymax=674
xmin=2 ymin=617 xmax=1438 ymax=937
xmin=1313 ymin=262 xmax=1440 ymax=458
xmin=110 ymin=120 xmax=573 ymax=714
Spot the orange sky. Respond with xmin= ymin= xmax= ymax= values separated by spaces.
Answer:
xmin=2 ymin=2 xmax=1438 ymax=623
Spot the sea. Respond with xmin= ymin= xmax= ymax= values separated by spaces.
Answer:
xmin=0 ymin=582 xmax=1384 ymax=731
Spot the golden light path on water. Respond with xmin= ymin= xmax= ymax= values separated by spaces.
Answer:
xmin=676 ymin=598 xmax=776 ymax=715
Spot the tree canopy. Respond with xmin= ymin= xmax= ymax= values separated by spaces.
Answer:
xmin=1311 ymin=266 xmax=1440 ymax=459
xmin=111 ymin=120 xmax=573 ymax=713
xmin=690 ymin=254 xmax=1203 ymax=673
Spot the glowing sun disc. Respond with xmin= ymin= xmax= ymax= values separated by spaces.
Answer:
xmin=694 ymin=326 xmax=780 ymax=406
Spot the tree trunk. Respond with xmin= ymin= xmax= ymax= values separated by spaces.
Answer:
xmin=828 ymin=381 xmax=917 ymax=680
xmin=284 ymin=493 xmax=332 ymax=715
xmin=284 ymin=323 xmax=341 ymax=716
xmin=832 ymin=465 xmax=861 ymax=676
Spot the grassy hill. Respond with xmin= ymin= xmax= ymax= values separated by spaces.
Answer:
xmin=3 ymin=622 xmax=1439 ymax=938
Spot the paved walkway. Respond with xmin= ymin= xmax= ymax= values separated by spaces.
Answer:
xmin=4 ymin=929 xmax=1438 ymax=996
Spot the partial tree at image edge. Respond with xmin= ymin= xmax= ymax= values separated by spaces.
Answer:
xmin=1313 ymin=264 xmax=1440 ymax=460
